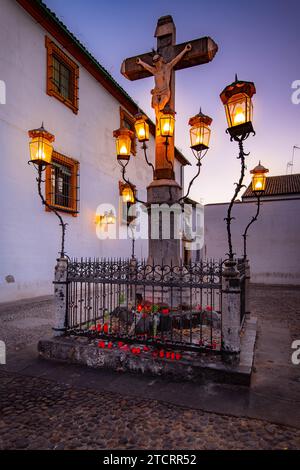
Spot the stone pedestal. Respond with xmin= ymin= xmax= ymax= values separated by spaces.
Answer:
xmin=53 ymin=257 xmax=68 ymax=336
xmin=147 ymin=179 xmax=182 ymax=266
xmin=221 ymin=260 xmax=241 ymax=363
xmin=245 ymin=259 xmax=251 ymax=316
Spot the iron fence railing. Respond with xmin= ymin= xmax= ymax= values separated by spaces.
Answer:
xmin=66 ymin=258 xmax=223 ymax=353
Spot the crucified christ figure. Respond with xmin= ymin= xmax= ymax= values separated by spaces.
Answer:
xmin=136 ymin=43 xmax=192 ymax=116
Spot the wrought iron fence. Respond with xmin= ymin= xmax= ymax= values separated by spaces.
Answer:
xmin=66 ymin=258 xmax=223 ymax=353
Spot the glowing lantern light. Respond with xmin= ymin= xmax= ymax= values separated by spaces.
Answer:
xmin=28 ymin=123 xmax=55 ymax=165
xmin=113 ymin=127 xmax=134 ymax=160
xmin=189 ymin=109 xmax=212 ymax=153
xmin=250 ymin=161 xmax=269 ymax=194
xmin=160 ymin=105 xmax=175 ymax=138
xmin=122 ymin=186 xmax=135 ymax=204
xmin=220 ymin=75 xmax=256 ymax=138
xmin=134 ymin=112 xmax=149 ymax=142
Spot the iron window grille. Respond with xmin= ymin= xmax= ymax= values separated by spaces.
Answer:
xmin=45 ymin=151 xmax=80 ymax=215
xmin=46 ymin=36 xmax=79 ymax=114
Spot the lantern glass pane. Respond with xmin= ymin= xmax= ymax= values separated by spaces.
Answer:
xmin=226 ymin=93 xmax=253 ymax=128
xmin=160 ymin=115 xmax=175 ymax=137
xmin=29 ymin=137 xmax=53 ymax=164
xmin=135 ymin=120 xmax=149 ymax=142
xmin=122 ymin=186 xmax=135 ymax=203
xmin=116 ymin=135 xmax=131 ymax=157
xmin=190 ymin=124 xmax=211 ymax=149
xmin=252 ymin=173 xmax=266 ymax=192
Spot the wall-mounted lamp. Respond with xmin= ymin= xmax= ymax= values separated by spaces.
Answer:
xmin=95 ymin=210 xmax=116 ymax=226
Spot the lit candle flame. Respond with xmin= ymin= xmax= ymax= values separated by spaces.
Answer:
xmin=234 ymin=107 xmax=245 ymax=125
xmin=120 ymin=144 xmax=128 ymax=155
xmin=138 ymin=128 xmax=145 ymax=138
xmin=37 ymin=148 xmax=46 ymax=160
xmin=163 ymin=122 xmax=170 ymax=134
xmin=196 ymin=133 xmax=203 ymax=145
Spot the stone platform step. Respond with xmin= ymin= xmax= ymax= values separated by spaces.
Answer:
xmin=38 ymin=317 xmax=257 ymax=386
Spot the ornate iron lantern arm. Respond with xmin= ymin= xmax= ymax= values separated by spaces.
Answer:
xmin=33 ymin=164 xmax=67 ymax=257
xmin=164 ymin=136 xmax=174 ymax=170
xmin=224 ymin=134 xmax=250 ymax=260
xmin=242 ymin=194 xmax=261 ymax=260
xmin=177 ymin=158 xmax=202 ymax=204
xmin=118 ymin=160 xmax=148 ymax=206
xmin=128 ymin=223 xmax=136 ymax=259
xmin=141 ymin=142 xmax=155 ymax=177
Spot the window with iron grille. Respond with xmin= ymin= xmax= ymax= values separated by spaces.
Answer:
xmin=46 ymin=37 xmax=79 ymax=114
xmin=45 ymin=151 xmax=79 ymax=215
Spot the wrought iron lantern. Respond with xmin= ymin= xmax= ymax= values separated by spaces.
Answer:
xmin=113 ymin=127 xmax=134 ymax=160
xmin=189 ymin=109 xmax=212 ymax=153
xmin=134 ymin=112 xmax=149 ymax=142
xmin=28 ymin=123 xmax=55 ymax=166
xmin=160 ymin=105 xmax=175 ymax=138
xmin=250 ymin=161 xmax=269 ymax=194
xmin=96 ymin=210 xmax=116 ymax=226
xmin=28 ymin=124 xmax=67 ymax=258
xmin=220 ymin=75 xmax=256 ymax=139
xmin=122 ymin=186 xmax=135 ymax=203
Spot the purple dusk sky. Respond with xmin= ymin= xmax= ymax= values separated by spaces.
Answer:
xmin=45 ymin=0 xmax=300 ymax=204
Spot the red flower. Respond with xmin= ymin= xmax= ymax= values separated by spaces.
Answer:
xmin=206 ymin=306 xmax=212 ymax=311
xmin=107 ymin=342 xmax=113 ymax=349
xmin=143 ymin=346 xmax=150 ymax=352
xmin=136 ymin=348 xmax=141 ymax=354
xmin=98 ymin=341 xmax=105 ymax=349
xmin=103 ymin=324 xmax=109 ymax=334
xmin=166 ymin=351 xmax=171 ymax=359
xmin=171 ymin=352 xmax=175 ymax=360
xmin=175 ymin=353 xmax=181 ymax=361
xmin=161 ymin=308 xmax=169 ymax=315
xmin=159 ymin=350 xmax=165 ymax=358
xmin=97 ymin=324 xmax=102 ymax=332
xmin=137 ymin=305 xmax=143 ymax=312
xmin=118 ymin=341 xmax=124 ymax=348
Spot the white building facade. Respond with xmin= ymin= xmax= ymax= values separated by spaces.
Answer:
xmin=0 ymin=0 xmax=190 ymax=302
xmin=204 ymin=174 xmax=300 ymax=285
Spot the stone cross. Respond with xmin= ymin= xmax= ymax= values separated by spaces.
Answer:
xmin=121 ymin=15 xmax=218 ymax=180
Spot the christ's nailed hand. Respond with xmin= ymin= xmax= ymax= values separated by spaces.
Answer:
xmin=186 ymin=43 xmax=192 ymax=51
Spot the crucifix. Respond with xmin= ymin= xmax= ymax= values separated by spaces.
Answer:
xmin=121 ymin=15 xmax=218 ymax=181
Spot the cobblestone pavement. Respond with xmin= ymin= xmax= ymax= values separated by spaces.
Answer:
xmin=0 ymin=296 xmax=54 ymax=354
xmin=0 ymin=370 xmax=299 ymax=450
xmin=250 ymin=284 xmax=300 ymax=342
xmin=0 ymin=286 xmax=299 ymax=450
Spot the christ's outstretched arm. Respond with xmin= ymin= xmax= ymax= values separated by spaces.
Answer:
xmin=169 ymin=43 xmax=192 ymax=69
xmin=136 ymin=58 xmax=155 ymax=75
